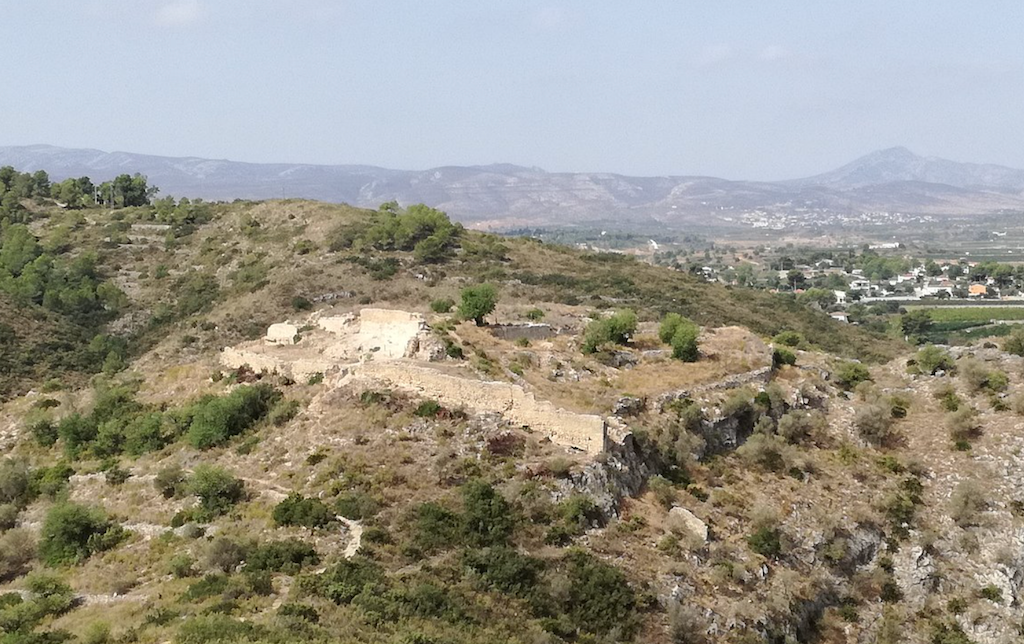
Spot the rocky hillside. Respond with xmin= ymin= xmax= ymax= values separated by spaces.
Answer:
xmin=0 ymin=197 xmax=1022 ymax=644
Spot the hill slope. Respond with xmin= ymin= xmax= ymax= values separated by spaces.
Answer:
xmin=4 ymin=197 xmax=1024 ymax=644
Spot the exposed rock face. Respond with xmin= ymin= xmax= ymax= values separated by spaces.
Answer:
xmin=613 ymin=396 xmax=646 ymax=417
xmin=556 ymin=434 xmax=658 ymax=517
xmin=669 ymin=506 xmax=709 ymax=543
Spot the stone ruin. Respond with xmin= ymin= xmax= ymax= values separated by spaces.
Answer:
xmin=220 ymin=308 xmax=607 ymax=455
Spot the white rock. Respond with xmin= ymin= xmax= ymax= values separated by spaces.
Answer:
xmin=265 ymin=323 xmax=299 ymax=345
xmin=669 ymin=506 xmax=709 ymax=543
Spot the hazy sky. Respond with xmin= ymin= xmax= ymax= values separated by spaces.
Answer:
xmin=2 ymin=1 xmax=1023 ymax=179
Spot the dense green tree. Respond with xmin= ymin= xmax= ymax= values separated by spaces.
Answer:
xmin=30 ymin=170 xmax=50 ymax=198
xmin=900 ymin=310 xmax=933 ymax=341
xmin=458 ymin=283 xmax=498 ymax=326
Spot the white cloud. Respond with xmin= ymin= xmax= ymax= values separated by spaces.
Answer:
xmin=759 ymin=45 xmax=791 ymax=62
xmin=157 ymin=0 xmax=202 ymax=26
xmin=694 ymin=44 xmax=735 ymax=68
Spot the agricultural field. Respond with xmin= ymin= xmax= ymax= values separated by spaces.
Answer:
xmin=906 ymin=305 xmax=1024 ymax=344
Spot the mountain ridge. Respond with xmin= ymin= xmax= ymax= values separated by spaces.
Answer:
xmin=2 ymin=144 xmax=1023 ymax=228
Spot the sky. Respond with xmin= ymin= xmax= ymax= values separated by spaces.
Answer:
xmin=2 ymin=1 xmax=1023 ymax=180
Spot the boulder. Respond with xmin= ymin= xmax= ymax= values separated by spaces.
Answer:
xmin=669 ymin=506 xmax=709 ymax=543
xmin=265 ymin=323 xmax=298 ymax=345
xmin=613 ymin=396 xmax=646 ymax=417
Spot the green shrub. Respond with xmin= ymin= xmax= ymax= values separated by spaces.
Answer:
xmin=301 ymin=557 xmax=385 ymax=605
xmin=186 ymin=384 xmax=281 ymax=449
xmin=934 ymin=383 xmax=962 ymax=412
xmin=582 ymin=309 xmax=637 ymax=353
xmin=103 ymin=465 xmax=130 ymax=486
xmin=777 ymin=410 xmax=826 ymax=444
xmin=411 ymin=502 xmax=462 ymax=554
xmin=914 ymin=345 xmax=955 ymax=375
xmin=835 ymin=361 xmax=871 ymax=389
xmin=658 ymin=313 xmax=691 ymax=344
xmin=525 ymin=308 xmax=545 ymax=321
xmin=747 ymin=526 xmax=783 ymax=558
xmin=978 ymin=584 xmax=1002 ymax=602
xmin=267 ymin=399 xmax=301 ymax=426
xmin=854 ymin=404 xmax=897 ymax=446
xmin=246 ymin=539 xmax=319 ymax=574
xmin=959 ymin=358 xmax=1007 ymax=394
xmin=773 ymin=331 xmax=805 ymax=348
xmin=188 ymin=465 xmax=245 ymax=518
xmin=648 ymin=476 xmax=677 ymax=509
xmin=461 ymin=480 xmax=515 ymax=548
xmin=124 ymin=412 xmax=173 ymax=455
xmin=462 ymin=546 xmax=543 ymax=597
xmin=562 ymin=550 xmax=639 ymax=638
xmin=670 ymin=322 xmax=700 ymax=362
xmin=334 ymin=492 xmax=379 ymax=521
xmin=29 ymin=462 xmax=74 ymax=499
xmin=773 ymin=347 xmax=797 ymax=368
xmin=205 ymin=538 xmax=245 ymax=574
xmin=1003 ymin=328 xmax=1024 ymax=356
xmin=28 ymin=418 xmax=58 ymax=447
xmin=272 ymin=493 xmax=333 ymax=530
xmin=0 ymin=459 xmax=31 ymax=507
xmin=153 ymin=464 xmax=187 ymax=499
xmin=277 ymin=603 xmax=319 ymax=624
xmin=430 ymin=298 xmax=455 ymax=314
xmin=39 ymin=503 xmax=126 ymax=566
xmin=413 ymin=400 xmax=443 ymax=418
xmin=168 ymin=553 xmax=195 ymax=578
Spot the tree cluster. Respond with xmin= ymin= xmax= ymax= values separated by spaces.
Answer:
xmin=329 ymin=202 xmax=463 ymax=263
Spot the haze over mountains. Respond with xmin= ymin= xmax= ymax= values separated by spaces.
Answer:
xmin=2 ymin=144 xmax=1023 ymax=229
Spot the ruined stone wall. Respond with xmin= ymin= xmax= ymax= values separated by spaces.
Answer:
xmin=356 ymin=362 xmax=606 ymax=455
xmin=489 ymin=324 xmax=558 ymax=342
xmin=220 ymin=347 xmax=333 ymax=382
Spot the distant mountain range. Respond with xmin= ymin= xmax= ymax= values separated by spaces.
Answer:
xmin=2 ymin=144 xmax=1023 ymax=229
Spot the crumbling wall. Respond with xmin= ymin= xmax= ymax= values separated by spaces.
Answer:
xmin=489 ymin=324 xmax=558 ymax=342
xmin=357 ymin=309 xmax=428 ymax=359
xmin=219 ymin=347 xmax=334 ymax=382
xmin=315 ymin=314 xmax=356 ymax=336
xmin=355 ymin=362 xmax=606 ymax=455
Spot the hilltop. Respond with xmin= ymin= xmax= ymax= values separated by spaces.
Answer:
xmin=1 ymin=190 xmax=1024 ymax=644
